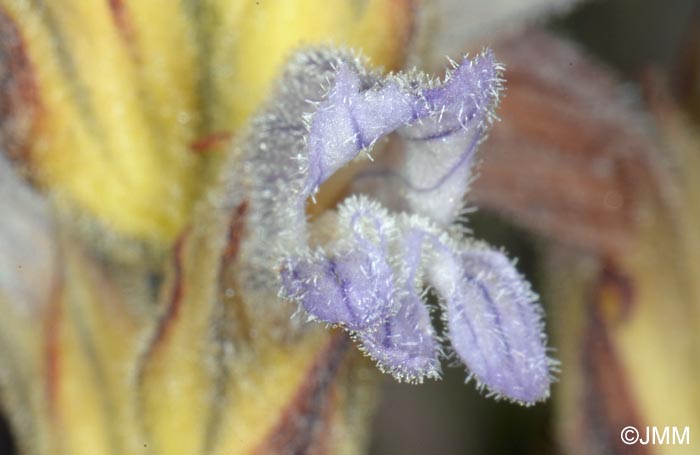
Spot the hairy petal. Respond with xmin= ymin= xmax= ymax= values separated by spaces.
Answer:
xmin=305 ymin=64 xmax=419 ymax=195
xmin=357 ymin=229 xmax=441 ymax=382
xmin=281 ymin=246 xmax=396 ymax=332
xmin=398 ymin=51 xmax=502 ymax=225
xmin=357 ymin=292 xmax=440 ymax=382
xmin=281 ymin=197 xmax=398 ymax=331
xmin=430 ymin=245 xmax=552 ymax=404
xmin=380 ymin=213 xmax=553 ymax=403
xmin=281 ymin=197 xmax=442 ymax=382
xmin=222 ymin=48 xmax=378 ymax=293
xmin=353 ymin=51 xmax=503 ymax=226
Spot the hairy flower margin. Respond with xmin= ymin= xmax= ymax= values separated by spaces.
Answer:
xmin=226 ymin=47 xmax=556 ymax=405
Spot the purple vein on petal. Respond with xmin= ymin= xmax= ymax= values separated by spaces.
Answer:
xmin=448 ymin=248 xmax=552 ymax=405
xmin=356 ymin=227 xmax=441 ymax=382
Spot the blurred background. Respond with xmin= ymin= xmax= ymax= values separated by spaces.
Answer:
xmin=370 ymin=0 xmax=700 ymax=454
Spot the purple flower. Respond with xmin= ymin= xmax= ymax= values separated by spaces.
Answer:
xmin=230 ymin=47 xmax=555 ymax=404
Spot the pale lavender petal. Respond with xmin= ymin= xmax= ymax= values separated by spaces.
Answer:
xmin=352 ymin=51 xmax=503 ymax=226
xmin=305 ymin=65 xmax=421 ymax=195
xmin=399 ymin=51 xmax=502 ymax=225
xmin=281 ymin=197 xmax=398 ymax=331
xmin=435 ymin=247 xmax=552 ymax=404
xmin=357 ymin=292 xmax=440 ymax=382
xmin=357 ymin=230 xmax=441 ymax=382
xmin=281 ymin=246 xmax=395 ymax=331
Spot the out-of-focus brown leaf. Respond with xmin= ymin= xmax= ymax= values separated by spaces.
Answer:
xmin=0 ymin=6 xmax=38 ymax=163
xmin=471 ymin=29 xmax=665 ymax=256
